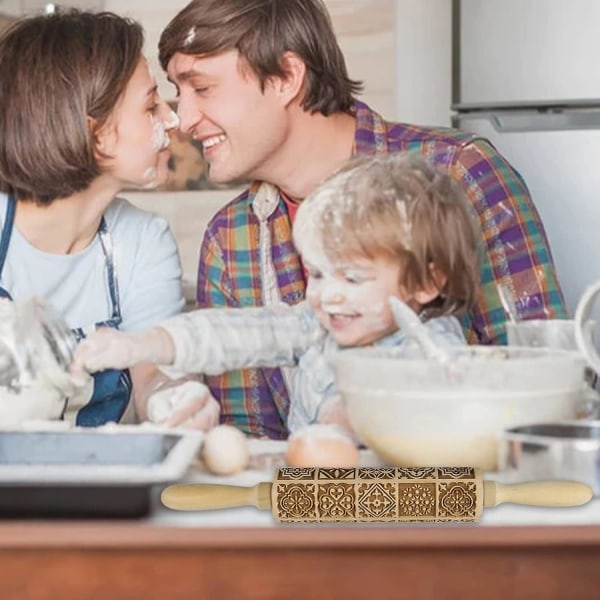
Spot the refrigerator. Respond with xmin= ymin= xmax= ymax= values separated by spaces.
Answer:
xmin=452 ymin=0 xmax=600 ymax=325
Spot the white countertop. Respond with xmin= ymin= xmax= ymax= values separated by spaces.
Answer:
xmin=151 ymin=440 xmax=600 ymax=529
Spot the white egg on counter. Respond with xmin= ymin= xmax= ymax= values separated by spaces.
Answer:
xmin=202 ymin=425 xmax=249 ymax=475
xmin=285 ymin=424 xmax=360 ymax=468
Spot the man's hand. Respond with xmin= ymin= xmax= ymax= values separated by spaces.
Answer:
xmin=147 ymin=381 xmax=220 ymax=431
xmin=71 ymin=326 xmax=175 ymax=375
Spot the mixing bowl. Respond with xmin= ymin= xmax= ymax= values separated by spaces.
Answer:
xmin=334 ymin=346 xmax=585 ymax=471
xmin=500 ymin=421 xmax=600 ymax=496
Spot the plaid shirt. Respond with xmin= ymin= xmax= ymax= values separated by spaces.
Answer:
xmin=197 ymin=100 xmax=566 ymax=439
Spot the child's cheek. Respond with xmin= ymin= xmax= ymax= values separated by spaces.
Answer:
xmin=346 ymin=282 xmax=378 ymax=312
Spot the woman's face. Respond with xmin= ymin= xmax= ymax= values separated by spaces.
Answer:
xmin=98 ymin=58 xmax=179 ymax=190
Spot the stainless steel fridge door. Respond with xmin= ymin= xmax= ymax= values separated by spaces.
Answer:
xmin=456 ymin=0 xmax=600 ymax=104
xmin=454 ymin=110 xmax=600 ymax=322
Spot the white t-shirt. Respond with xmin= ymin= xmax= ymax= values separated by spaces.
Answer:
xmin=0 ymin=194 xmax=185 ymax=333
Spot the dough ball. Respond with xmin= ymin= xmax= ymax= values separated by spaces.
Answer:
xmin=202 ymin=424 xmax=249 ymax=475
xmin=285 ymin=424 xmax=359 ymax=468
xmin=147 ymin=381 xmax=209 ymax=423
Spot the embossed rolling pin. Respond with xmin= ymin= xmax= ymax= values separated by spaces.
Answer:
xmin=160 ymin=467 xmax=593 ymax=523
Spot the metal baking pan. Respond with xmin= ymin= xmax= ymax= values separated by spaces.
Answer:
xmin=0 ymin=428 xmax=201 ymax=518
xmin=499 ymin=421 xmax=600 ymax=496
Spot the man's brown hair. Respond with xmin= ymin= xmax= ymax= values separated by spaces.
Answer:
xmin=158 ymin=0 xmax=362 ymax=116
xmin=293 ymin=154 xmax=483 ymax=319
xmin=0 ymin=10 xmax=144 ymax=204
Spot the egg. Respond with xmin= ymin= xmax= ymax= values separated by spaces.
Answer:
xmin=202 ymin=425 xmax=249 ymax=475
xmin=285 ymin=424 xmax=360 ymax=468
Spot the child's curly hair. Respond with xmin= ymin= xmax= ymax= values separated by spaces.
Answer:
xmin=293 ymin=153 xmax=483 ymax=318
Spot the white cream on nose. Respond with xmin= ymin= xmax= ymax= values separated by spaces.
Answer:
xmin=151 ymin=110 xmax=180 ymax=152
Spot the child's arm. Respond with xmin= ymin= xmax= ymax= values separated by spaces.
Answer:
xmin=159 ymin=301 xmax=323 ymax=376
xmin=71 ymin=326 xmax=174 ymax=375
xmin=72 ymin=301 xmax=323 ymax=376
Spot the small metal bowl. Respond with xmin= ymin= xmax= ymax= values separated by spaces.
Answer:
xmin=499 ymin=421 xmax=600 ymax=496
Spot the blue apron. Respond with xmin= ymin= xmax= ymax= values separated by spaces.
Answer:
xmin=0 ymin=195 xmax=132 ymax=426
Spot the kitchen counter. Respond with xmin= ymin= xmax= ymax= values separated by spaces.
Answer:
xmin=1 ymin=441 xmax=599 ymax=599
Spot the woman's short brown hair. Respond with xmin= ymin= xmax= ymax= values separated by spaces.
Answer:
xmin=293 ymin=154 xmax=483 ymax=319
xmin=158 ymin=0 xmax=362 ymax=116
xmin=0 ymin=10 xmax=144 ymax=205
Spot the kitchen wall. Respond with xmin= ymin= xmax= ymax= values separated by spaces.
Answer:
xmin=0 ymin=0 xmax=452 ymax=303
xmin=395 ymin=0 xmax=452 ymax=126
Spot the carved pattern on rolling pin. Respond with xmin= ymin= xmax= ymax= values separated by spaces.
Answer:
xmin=398 ymin=483 xmax=436 ymax=517
xmin=277 ymin=468 xmax=315 ymax=480
xmin=438 ymin=467 xmax=476 ymax=479
xmin=273 ymin=467 xmax=482 ymax=522
xmin=357 ymin=468 xmax=396 ymax=479
xmin=318 ymin=468 xmax=356 ymax=480
xmin=397 ymin=467 xmax=437 ymax=479
xmin=357 ymin=482 xmax=396 ymax=519
xmin=277 ymin=483 xmax=316 ymax=519
xmin=318 ymin=483 xmax=355 ymax=518
xmin=438 ymin=482 xmax=477 ymax=518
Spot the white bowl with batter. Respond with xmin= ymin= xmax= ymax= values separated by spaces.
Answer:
xmin=335 ymin=346 xmax=585 ymax=471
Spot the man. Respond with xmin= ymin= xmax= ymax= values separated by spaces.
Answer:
xmin=158 ymin=0 xmax=566 ymax=439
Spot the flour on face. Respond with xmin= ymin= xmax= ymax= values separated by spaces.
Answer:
xmin=303 ymin=259 xmax=400 ymax=343
xmin=141 ymin=167 xmax=159 ymax=189
xmin=304 ymin=256 xmax=401 ymax=347
xmin=294 ymin=175 xmax=408 ymax=347
xmin=151 ymin=109 xmax=179 ymax=153
xmin=145 ymin=108 xmax=179 ymax=189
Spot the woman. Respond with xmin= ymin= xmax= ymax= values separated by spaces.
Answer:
xmin=0 ymin=10 xmax=219 ymax=429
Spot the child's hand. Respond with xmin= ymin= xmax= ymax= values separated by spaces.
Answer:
xmin=147 ymin=381 xmax=220 ymax=431
xmin=70 ymin=326 xmax=175 ymax=375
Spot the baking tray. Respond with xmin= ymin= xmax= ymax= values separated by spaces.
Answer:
xmin=499 ymin=421 xmax=600 ymax=496
xmin=0 ymin=428 xmax=201 ymax=518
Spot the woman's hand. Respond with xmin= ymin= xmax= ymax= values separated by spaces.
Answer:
xmin=71 ymin=327 xmax=220 ymax=431
xmin=71 ymin=326 xmax=175 ymax=375
xmin=147 ymin=380 xmax=220 ymax=430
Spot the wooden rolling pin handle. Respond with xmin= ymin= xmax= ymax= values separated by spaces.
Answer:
xmin=161 ymin=482 xmax=273 ymax=511
xmin=483 ymin=480 xmax=593 ymax=508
